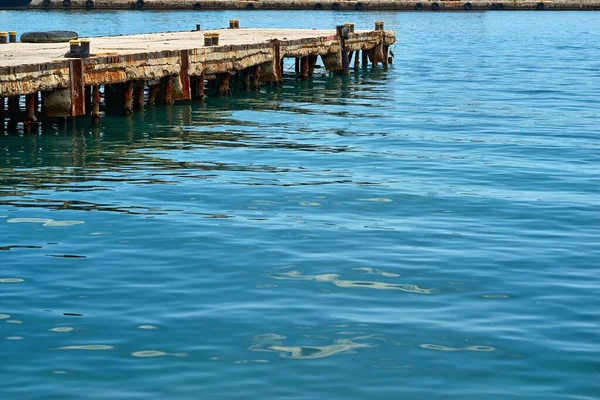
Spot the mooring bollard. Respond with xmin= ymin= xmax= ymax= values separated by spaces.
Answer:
xmin=212 ymin=32 xmax=220 ymax=46
xmin=375 ymin=21 xmax=384 ymax=31
xmin=204 ymin=32 xmax=212 ymax=46
xmin=196 ymin=24 xmax=201 ymax=31
xmin=344 ymin=23 xmax=354 ymax=33
xmin=229 ymin=20 xmax=236 ymax=29
xmin=8 ymin=31 xmax=17 ymax=43
xmin=0 ymin=32 xmax=8 ymax=44
xmin=80 ymin=38 xmax=90 ymax=57
xmin=69 ymin=39 xmax=80 ymax=57
xmin=234 ymin=19 xmax=240 ymax=29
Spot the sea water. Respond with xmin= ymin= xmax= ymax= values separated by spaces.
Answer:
xmin=0 ymin=10 xmax=599 ymax=400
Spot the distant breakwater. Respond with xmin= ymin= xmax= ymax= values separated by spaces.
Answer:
xmin=24 ymin=0 xmax=600 ymax=12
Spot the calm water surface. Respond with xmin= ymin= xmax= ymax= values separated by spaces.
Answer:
xmin=1 ymin=10 xmax=599 ymax=400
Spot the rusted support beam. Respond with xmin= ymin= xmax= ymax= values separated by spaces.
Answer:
xmin=295 ymin=57 xmax=300 ymax=74
xmin=348 ymin=51 xmax=354 ymax=66
xmin=147 ymin=83 xmax=159 ymax=106
xmin=308 ymin=55 xmax=318 ymax=76
xmin=160 ymin=76 xmax=174 ymax=105
xmin=179 ymin=50 xmax=191 ymax=100
xmin=354 ymin=51 xmax=360 ymax=69
xmin=134 ymin=82 xmax=145 ymax=110
xmin=8 ymin=96 xmax=20 ymax=120
xmin=272 ymin=39 xmax=283 ymax=82
xmin=197 ymin=71 xmax=205 ymax=99
xmin=337 ymin=25 xmax=350 ymax=75
xmin=91 ymin=85 xmax=100 ymax=123
xmin=0 ymin=97 xmax=4 ymax=127
xmin=69 ymin=59 xmax=85 ymax=117
xmin=252 ymin=65 xmax=261 ymax=91
xmin=362 ymin=49 xmax=369 ymax=68
xmin=383 ymin=46 xmax=389 ymax=66
xmin=85 ymin=86 xmax=92 ymax=115
xmin=216 ymin=72 xmax=231 ymax=96
xmin=300 ymin=56 xmax=309 ymax=81
xmin=242 ymin=68 xmax=250 ymax=91
xmin=123 ymin=81 xmax=133 ymax=115
xmin=25 ymin=93 xmax=38 ymax=126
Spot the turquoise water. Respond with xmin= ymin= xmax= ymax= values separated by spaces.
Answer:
xmin=1 ymin=10 xmax=600 ymax=399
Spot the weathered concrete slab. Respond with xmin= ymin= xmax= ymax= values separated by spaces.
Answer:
xmin=0 ymin=28 xmax=395 ymax=97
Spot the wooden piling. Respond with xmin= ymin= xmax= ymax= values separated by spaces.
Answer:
xmin=91 ymin=85 xmax=100 ymax=123
xmin=337 ymin=25 xmax=350 ymax=75
xmin=85 ymin=86 xmax=92 ymax=115
xmin=295 ymin=57 xmax=300 ymax=74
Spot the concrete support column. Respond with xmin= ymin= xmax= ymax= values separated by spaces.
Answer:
xmin=216 ymin=72 xmax=231 ymax=96
xmin=147 ymin=83 xmax=160 ymax=106
xmin=134 ymin=82 xmax=145 ymax=110
xmin=362 ymin=49 xmax=369 ymax=68
xmin=252 ymin=65 xmax=261 ymax=91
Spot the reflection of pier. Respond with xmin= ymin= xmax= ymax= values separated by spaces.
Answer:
xmin=24 ymin=0 xmax=600 ymax=11
xmin=0 ymin=24 xmax=394 ymax=131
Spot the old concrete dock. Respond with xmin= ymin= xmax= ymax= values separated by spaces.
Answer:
xmin=0 ymin=25 xmax=395 ymax=129
xmin=24 ymin=0 xmax=600 ymax=11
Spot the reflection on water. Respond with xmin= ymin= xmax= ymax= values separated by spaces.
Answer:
xmin=420 ymin=344 xmax=496 ymax=352
xmin=266 ymin=270 xmax=435 ymax=294
xmin=250 ymin=333 xmax=378 ymax=359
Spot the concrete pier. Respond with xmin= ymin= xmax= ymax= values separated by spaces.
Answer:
xmin=23 ymin=0 xmax=600 ymax=11
xmin=0 ymin=26 xmax=395 ymax=126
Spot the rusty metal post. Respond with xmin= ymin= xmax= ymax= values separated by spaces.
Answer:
xmin=361 ymin=49 xmax=369 ymax=68
xmin=147 ymin=84 xmax=159 ymax=106
xmin=383 ymin=46 xmax=389 ymax=67
xmin=134 ymin=83 xmax=145 ymax=109
xmin=300 ymin=56 xmax=309 ymax=80
xmin=123 ymin=81 xmax=133 ymax=115
xmin=252 ymin=65 xmax=261 ymax=91
xmin=216 ymin=72 xmax=231 ymax=96
xmin=8 ymin=96 xmax=20 ymax=119
xmin=272 ymin=39 xmax=283 ymax=83
xmin=0 ymin=97 xmax=4 ymax=127
xmin=354 ymin=51 xmax=360 ymax=69
xmin=295 ymin=58 xmax=300 ymax=74
xmin=84 ymin=85 xmax=92 ymax=115
xmin=197 ymin=71 xmax=205 ymax=99
xmin=348 ymin=51 xmax=354 ymax=66
xmin=242 ymin=68 xmax=250 ymax=91
xmin=69 ymin=60 xmax=85 ymax=117
xmin=161 ymin=76 xmax=173 ymax=105
xmin=91 ymin=85 xmax=101 ymax=123
xmin=337 ymin=25 xmax=350 ymax=75
xmin=308 ymin=55 xmax=318 ymax=77
xmin=180 ymin=50 xmax=191 ymax=100
xmin=25 ymin=93 xmax=38 ymax=124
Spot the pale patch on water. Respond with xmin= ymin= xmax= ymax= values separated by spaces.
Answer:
xmin=56 ymin=345 xmax=114 ymax=351
xmin=249 ymin=333 xmax=377 ymax=360
xmin=7 ymin=218 xmax=84 ymax=227
xmin=298 ymin=201 xmax=321 ymax=207
xmin=50 ymin=327 xmax=74 ymax=332
xmin=53 ymin=371 xmax=68 ymax=374
xmin=138 ymin=325 xmax=158 ymax=330
xmin=0 ymin=278 xmax=24 ymax=283
xmin=482 ymin=294 xmax=510 ymax=299
xmin=255 ymin=284 xmax=277 ymax=289
xmin=266 ymin=271 xmax=435 ymax=294
xmin=0 ymin=314 xmax=10 ymax=319
xmin=420 ymin=344 xmax=496 ymax=352
xmin=132 ymin=350 xmax=167 ymax=357
xmin=6 ymin=336 xmax=23 ymax=340
xmin=132 ymin=350 xmax=187 ymax=358
xmin=6 ymin=320 xmax=22 ymax=324
xmin=90 ymin=232 xmax=111 ymax=236
xmin=353 ymin=267 xmax=400 ymax=278
xmin=358 ymin=198 xmax=393 ymax=202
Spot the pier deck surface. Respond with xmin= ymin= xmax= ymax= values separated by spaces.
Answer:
xmin=0 ymin=29 xmax=338 ymax=67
